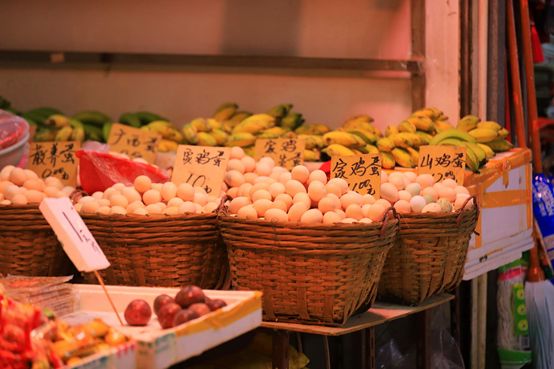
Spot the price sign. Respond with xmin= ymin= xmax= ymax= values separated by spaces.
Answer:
xmin=107 ymin=123 xmax=159 ymax=163
xmin=255 ymin=138 xmax=305 ymax=170
xmin=28 ymin=141 xmax=80 ymax=186
xmin=172 ymin=145 xmax=230 ymax=197
xmin=39 ymin=197 xmax=110 ymax=273
xmin=418 ymin=145 xmax=466 ymax=184
xmin=331 ymin=154 xmax=381 ymax=197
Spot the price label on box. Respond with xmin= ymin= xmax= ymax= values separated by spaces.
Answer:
xmin=172 ymin=145 xmax=230 ymax=197
xmin=107 ymin=123 xmax=160 ymax=163
xmin=39 ymin=197 xmax=110 ymax=272
xmin=255 ymin=138 xmax=305 ymax=170
xmin=331 ymin=154 xmax=381 ymax=197
xmin=418 ymin=145 xmax=466 ymax=184
xmin=28 ymin=141 xmax=80 ymax=186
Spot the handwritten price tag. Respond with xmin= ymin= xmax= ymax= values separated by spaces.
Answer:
xmin=417 ymin=145 xmax=466 ymax=184
xmin=28 ymin=141 xmax=80 ymax=186
xmin=171 ymin=145 xmax=230 ymax=197
xmin=39 ymin=197 xmax=110 ymax=272
xmin=107 ymin=123 xmax=160 ymax=163
xmin=255 ymin=138 xmax=305 ymax=170
xmin=331 ymin=154 xmax=381 ymax=197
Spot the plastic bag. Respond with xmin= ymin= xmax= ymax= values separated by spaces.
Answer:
xmin=532 ymin=174 xmax=554 ymax=269
xmin=0 ymin=110 xmax=29 ymax=150
xmin=76 ymin=150 xmax=168 ymax=194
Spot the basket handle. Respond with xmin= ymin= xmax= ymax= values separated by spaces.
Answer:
xmin=380 ymin=207 xmax=398 ymax=237
xmin=455 ymin=195 xmax=479 ymax=225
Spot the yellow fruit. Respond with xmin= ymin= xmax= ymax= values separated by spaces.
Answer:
xmin=259 ymin=127 xmax=288 ymax=139
xmin=322 ymin=144 xmax=355 ymax=157
xmin=46 ymin=114 xmax=70 ymax=128
xmin=376 ymin=137 xmax=395 ymax=152
xmin=408 ymin=115 xmax=435 ymax=132
xmin=298 ymin=134 xmax=325 ymax=149
xmin=398 ymin=120 xmax=417 ymax=133
xmin=55 ymin=126 xmax=73 ymax=141
xmin=385 ymin=126 xmax=399 ymax=137
xmin=485 ymin=139 xmax=513 ymax=153
xmin=226 ymin=133 xmax=256 ymax=147
xmin=364 ymin=144 xmax=379 ymax=155
xmin=477 ymin=143 xmax=495 ymax=159
xmin=197 ymin=132 xmax=217 ymax=146
xmin=415 ymin=131 xmax=433 ymax=145
xmin=498 ymin=128 xmax=509 ymax=139
xmin=434 ymin=120 xmax=455 ymax=132
xmin=210 ymin=129 xmax=228 ymax=145
xmin=157 ymin=139 xmax=178 ymax=152
xmin=232 ymin=114 xmax=275 ymax=135
xmin=303 ymin=149 xmax=320 ymax=161
xmin=207 ymin=118 xmax=223 ymax=130
xmin=71 ymin=126 xmax=85 ymax=142
xmin=381 ymin=152 xmax=395 ymax=169
xmin=347 ymin=129 xmax=378 ymax=144
xmin=391 ymin=147 xmax=414 ymax=168
xmin=212 ymin=102 xmax=238 ymax=122
xmin=477 ymin=121 xmax=502 ymax=131
xmin=457 ymin=115 xmax=480 ymax=132
xmin=323 ymin=131 xmax=364 ymax=148
xmin=189 ymin=118 xmax=211 ymax=132
xmin=468 ymin=128 xmax=499 ymax=143
xmin=406 ymin=146 xmax=419 ymax=164
xmin=182 ymin=124 xmax=198 ymax=144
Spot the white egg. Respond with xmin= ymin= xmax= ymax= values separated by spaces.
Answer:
xmin=437 ymin=198 xmax=453 ymax=212
xmin=202 ymin=202 xmax=219 ymax=214
xmin=398 ymin=190 xmax=412 ymax=202
xmin=241 ymin=156 xmax=256 ymax=173
xmin=403 ymin=171 xmax=417 ymax=183
xmin=381 ymin=171 xmax=388 ymax=183
xmin=393 ymin=199 xmax=411 ymax=214
xmin=264 ymin=208 xmax=288 ymax=223
xmin=238 ymin=183 xmax=253 ymax=197
xmin=374 ymin=199 xmax=392 ymax=208
xmin=9 ymin=168 xmax=27 ymax=186
xmin=274 ymin=193 xmax=293 ymax=208
xmin=113 ymin=183 xmax=126 ymax=191
xmin=388 ymin=172 xmax=406 ymax=190
xmin=0 ymin=165 xmax=15 ymax=181
xmin=228 ymin=158 xmax=245 ymax=174
xmin=288 ymin=202 xmax=310 ymax=222
xmin=249 ymin=182 xmax=270 ymax=197
xmin=167 ymin=197 xmax=184 ymax=208
xmin=25 ymin=189 xmax=45 ymax=203
xmin=318 ymin=195 xmax=341 ymax=213
xmin=12 ymin=193 xmax=28 ymax=205
xmin=255 ymin=162 xmax=272 ymax=176
xmin=437 ymin=186 xmax=456 ymax=202
xmin=253 ymin=199 xmax=273 ymax=217
xmin=442 ymin=178 xmax=457 ymax=189
xmin=455 ymin=186 xmax=470 ymax=195
xmin=43 ymin=186 xmax=59 ymax=198
xmin=103 ymin=188 xmax=118 ymax=200
xmin=335 ymin=208 xmax=346 ymax=218
xmin=61 ymin=186 xmax=75 ymax=196
xmin=97 ymin=206 xmax=111 ymax=215
xmin=163 ymin=206 xmax=179 ymax=215
xmin=121 ymin=187 xmax=142 ymax=203
xmin=133 ymin=208 xmax=149 ymax=216
xmin=345 ymin=204 xmax=364 ymax=220
xmin=194 ymin=191 xmax=208 ymax=206
xmin=179 ymin=201 xmax=197 ymax=214
xmin=225 ymin=170 xmax=245 ymax=188
xmin=161 ymin=182 xmax=177 ymax=202
xmin=454 ymin=193 xmax=472 ymax=211
xmin=421 ymin=187 xmax=438 ymax=202
xmin=380 ymin=183 xmax=399 ymax=204
xmin=326 ymin=178 xmax=348 ymax=196
xmin=323 ymin=211 xmax=343 ymax=225
xmin=405 ymin=182 xmax=421 ymax=197
xmin=81 ymin=200 xmax=99 ymax=214
xmin=230 ymin=146 xmax=245 ymax=159
xmin=177 ymin=183 xmax=195 ymax=201
xmin=244 ymin=172 xmax=258 ymax=184
xmin=151 ymin=183 xmax=163 ymax=192
xmin=367 ymin=203 xmax=388 ymax=222
xmin=416 ymin=174 xmax=435 ymax=189
xmin=409 ymin=196 xmax=427 ymax=213
xmin=0 ymin=180 xmax=12 ymax=194
xmin=300 ymin=209 xmax=323 ymax=224
xmin=272 ymin=200 xmax=289 ymax=212
xmin=237 ymin=204 xmax=258 ymax=220
xmin=91 ymin=191 xmax=103 ymax=200
xmin=146 ymin=203 xmax=164 ymax=215
xmin=309 ymin=170 xmax=328 ymax=185
xmin=422 ymin=203 xmax=443 ymax=213
xmin=308 ymin=181 xmax=327 ymax=203
xmin=254 ymin=176 xmax=275 ymax=185
xmin=23 ymin=178 xmax=45 ymax=192
xmin=285 ymin=179 xmax=307 ymax=198
xmin=127 ymin=200 xmax=145 ymax=213
xmin=268 ymin=182 xmax=286 ymax=199
xmin=252 ymin=189 xmax=272 ymax=202
xmin=0 ymin=200 xmax=11 ymax=205
xmin=340 ymin=191 xmax=362 ymax=210
xmin=279 ymin=172 xmax=292 ymax=184
xmin=110 ymin=194 xmax=129 ymax=208
xmin=143 ymin=189 xmax=161 ymax=205
xmin=134 ymin=175 xmax=152 ymax=193
xmin=291 ymin=166 xmax=310 ymax=184
xmin=98 ymin=199 xmax=110 ymax=207
xmin=359 ymin=218 xmax=373 ymax=224
xmin=111 ymin=206 xmax=127 ymax=215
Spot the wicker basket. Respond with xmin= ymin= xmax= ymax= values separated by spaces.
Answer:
xmin=378 ymin=198 xmax=479 ymax=305
xmin=219 ymin=212 xmax=398 ymax=326
xmin=81 ymin=213 xmax=227 ymax=288
xmin=0 ymin=205 xmax=74 ymax=277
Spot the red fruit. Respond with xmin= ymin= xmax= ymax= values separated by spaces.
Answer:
xmin=175 ymin=285 xmax=205 ymax=308
xmin=187 ymin=303 xmax=211 ymax=317
xmin=153 ymin=294 xmax=175 ymax=316
xmin=206 ymin=298 xmax=227 ymax=311
xmin=173 ymin=309 xmax=199 ymax=326
xmin=124 ymin=299 xmax=152 ymax=326
xmin=157 ymin=303 xmax=182 ymax=329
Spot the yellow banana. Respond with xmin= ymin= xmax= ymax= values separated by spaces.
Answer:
xmin=197 ymin=132 xmax=217 ymax=146
xmin=347 ymin=129 xmax=378 ymax=144
xmin=323 ymin=131 xmax=364 ymax=148
xmin=46 ymin=114 xmax=70 ymax=128
xmin=259 ymin=127 xmax=288 ymax=139
xmin=498 ymin=128 xmax=509 ymax=139
xmin=415 ymin=131 xmax=433 ymax=145
xmin=407 ymin=115 xmax=434 ymax=132
xmin=381 ymin=152 xmax=396 ymax=169
xmin=398 ymin=120 xmax=417 ymax=133
xmin=157 ymin=139 xmax=179 ymax=152
xmin=477 ymin=121 xmax=502 ymax=131
xmin=295 ymin=123 xmax=331 ymax=135
xmin=225 ymin=133 xmax=256 ymax=147
xmin=412 ymin=108 xmax=435 ymax=119
xmin=485 ymin=139 xmax=513 ymax=153
xmin=227 ymin=111 xmax=252 ymax=127
xmin=189 ymin=118 xmax=211 ymax=132
xmin=322 ymin=144 xmax=355 ymax=157
xmin=364 ymin=144 xmax=379 ymax=155
xmin=477 ymin=143 xmax=495 ymax=159
xmin=376 ymin=137 xmax=395 ymax=152
xmin=210 ymin=129 xmax=229 ymax=145
xmin=434 ymin=120 xmax=455 ymax=132
xmin=182 ymin=124 xmax=198 ymax=144
xmin=457 ymin=115 xmax=480 ymax=132
xmin=70 ymin=126 xmax=85 ymax=142
xmin=406 ymin=146 xmax=419 ymax=164
xmin=207 ymin=118 xmax=223 ymax=131
xmin=55 ymin=126 xmax=73 ymax=141
xmin=303 ymin=149 xmax=320 ymax=162
xmin=298 ymin=134 xmax=325 ymax=149
xmin=385 ymin=125 xmax=399 ymax=137
xmin=232 ymin=114 xmax=275 ymax=135
xmin=212 ymin=102 xmax=238 ymax=122
xmin=468 ymin=128 xmax=499 ymax=143
xmin=243 ymin=146 xmax=256 ymax=157
xmin=391 ymin=147 xmax=414 ymax=168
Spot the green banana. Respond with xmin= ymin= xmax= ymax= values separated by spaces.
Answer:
xmin=415 ymin=131 xmax=433 ymax=145
xmin=485 ymin=139 xmax=513 ymax=153
xmin=102 ymin=122 xmax=113 ymax=142
xmin=83 ymin=124 xmax=103 ymax=141
xmin=212 ymin=102 xmax=239 ymax=122
xmin=477 ymin=143 xmax=495 ymax=159
xmin=25 ymin=107 xmax=62 ymax=124
xmin=135 ymin=111 xmax=166 ymax=125
xmin=266 ymin=103 xmax=293 ymax=120
xmin=280 ymin=112 xmax=304 ymax=131
xmin=463 ymin=142 xmax=487 ymax=164
xmin=440 ymin=140 xmax=480 ymax=172
xmin=45 ymin=114 xmax=70 ymax=128
xmin=72 ymin=111 xmax=111 ymax=126
xmin=119 ymin=113 xmax=142 ymax=128
xmin=71 ymin=126 xmax=85 ymax=142
xmin=34 ymin=128 xmax=57 ymax=142
xmin=429 ymin=129 xmax=476 ymax=145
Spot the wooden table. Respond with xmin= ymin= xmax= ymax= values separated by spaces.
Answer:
xmin=262 ymin=294 xmax=454 ymax=369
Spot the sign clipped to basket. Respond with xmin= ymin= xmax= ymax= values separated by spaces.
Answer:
xmin=39 ymin=197 xmax=123 ymax=324
xmin=255 ymin=138 xmax=305 ymax=170
xmin=107 ymin=123 xmax=160 ymax=163
xmin=417 ymin=145 xmax=466 ymax=185
xmin=28 ymin=141 xmax=80 ymax=186
xmin=172 ymin=145 xmax=231 ymax=197
xmin=331 ymin=153 xmax=381 ymax=198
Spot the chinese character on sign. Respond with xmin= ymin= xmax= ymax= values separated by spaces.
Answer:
xmin=435 ymin=153 xmax=452 ymax=167
xmin=255 ymin=138 xmax=305 ymax=170
xmin=28 ymin=141 xmax=80 ymax=186
xmin=30 ymin=143 xmax=46 ymax=166
xmin=182 ymin=148 xmax=194 ymax=165
xmin=331 ymin=154 xmax=381 ymax=198
xmin=264 ymin=140 xmax=277 ymax=154
xmin=417 ymin=145 xmax=467 ymax=185
xmin=107 ymin=123 xmax=160 ymax=163
xmin=111 ymin=128 xmax=126 ymax=145
xmin=453 ymin=153 xmax=464 ymax=168
xmin=281 ymin=139 xmax=297 ymax=153
xmin=332 ymin=158 xmax=348 ymax=179
xmin=420 ymin=153 xmax=433 ymax=169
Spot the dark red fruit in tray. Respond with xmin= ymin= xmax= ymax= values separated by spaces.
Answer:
xmin=124 ymin=299 xmax=152 ymax=326
xmin=157 ymin=303 xmax=182 ymax=329
xmin=175 ymin=285 xmax=205 ymax=308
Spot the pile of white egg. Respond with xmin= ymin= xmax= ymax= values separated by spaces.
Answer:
xmin=224 ymin=151 xmax=474 ymax=225
xmin=380 ymin=172 xmax=473 ymax=215
xmin=75 ymin=174 xmax=222 ymax=216
xmin=0 ymin=165 xmax=74 ymax=205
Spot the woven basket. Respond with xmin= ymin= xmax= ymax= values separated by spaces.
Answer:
xmin=81 ymin=213 xmax=226 ymax=288
xmin=378 ymin=197 xmax=479 ymax=305
xmin=0 ymin=205 xmax=74 ymax=277
xmin=219 ymin=212 xmax=398 ymax=326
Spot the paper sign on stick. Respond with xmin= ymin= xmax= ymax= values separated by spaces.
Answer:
xmin=331 ymin=154 xmax=381 ymax=198
xmin=255 ymin=138 xmax=305 ymax=170
xmin=107 ymin=123 xmax=159 ymax=163
xmin=172 ymin=145 xmax=230 ymax=197
xmin=39 ymin=198 xmax=110 ymax=273
xmin=28 ymin=141 xmax=80 ymax=186
xmin=417 ymin=145 xmax=466 ymax=184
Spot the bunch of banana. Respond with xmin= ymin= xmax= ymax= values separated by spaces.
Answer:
xmin=139 ymin=120 xmax=184 ymax=152
xmin=181 ymin=117 xmax=229 ymax=147
xmin=27 ymin=111 xmax=88 ymax=143
xmin=428 ymin=128 xmax=490 ymax=172
xmin=460 ymin=118 xmax=513 ymax=153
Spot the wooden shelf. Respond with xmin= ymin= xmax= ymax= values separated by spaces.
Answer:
xmin=261 ymin=293 xmax=454 ymax=336
xmin=0 ymin=50 xmax=422 ymax=75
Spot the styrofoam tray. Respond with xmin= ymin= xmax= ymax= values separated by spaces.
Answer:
xmin=64 ymin=284 xmax=262 ymax=369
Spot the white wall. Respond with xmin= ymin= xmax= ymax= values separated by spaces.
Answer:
xmin=0 ymin=0 xmax=458 ymax=129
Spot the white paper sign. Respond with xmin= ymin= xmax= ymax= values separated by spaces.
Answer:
xmin=39 ymin=197 xmax=110 ymax=272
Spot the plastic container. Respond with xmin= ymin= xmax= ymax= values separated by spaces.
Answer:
xmin=0 ymin=131 xmax=29 ymax=168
